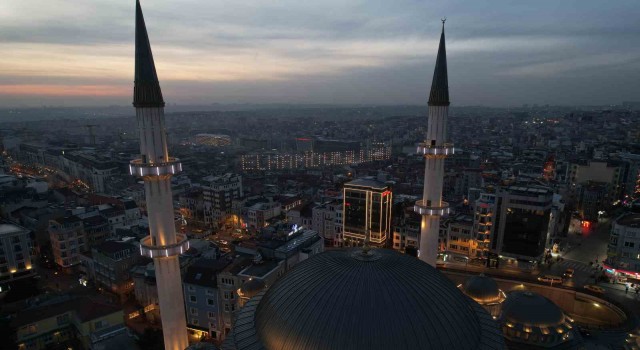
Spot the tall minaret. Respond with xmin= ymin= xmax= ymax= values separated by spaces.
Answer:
xmin=130 ymin=1 xmax=189 ymax=349
xmin=415 ymin=20 xmax=453 ymax=266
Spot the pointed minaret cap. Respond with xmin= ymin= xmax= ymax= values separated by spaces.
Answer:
xmin=428 ymin=19 xmax=450 ymax=106
xmin=133 ymin=0 xmax=165 ymax=108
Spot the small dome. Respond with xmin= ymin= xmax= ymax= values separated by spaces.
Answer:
xmin=462 ymin=274 xmax=503 ymax=304
xmin=501 ymin=291 xmax=565 ymax=326
xmin=239 ymin=278 xmax=266 ymax=299
xmin=223 ymin=249 xmax=505 ymax=350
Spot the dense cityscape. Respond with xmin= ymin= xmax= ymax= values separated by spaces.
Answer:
xmin=1 ymin=1 xmax=640 ymax=350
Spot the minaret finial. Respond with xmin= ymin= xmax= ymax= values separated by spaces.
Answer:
xmin=134 ymin=0 xmax=165 ymax=107
xmin=428 ymin=19 xmax=450 ymax=106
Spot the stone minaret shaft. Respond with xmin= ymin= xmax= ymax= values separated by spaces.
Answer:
xmin=415 ymin=21 xmax=453 ymax=266
xmin=130 ymin=1 xmax=189 ymax=349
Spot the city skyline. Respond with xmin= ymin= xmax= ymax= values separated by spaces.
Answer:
xmin=1 ymin=0 xmax=639 ymax=107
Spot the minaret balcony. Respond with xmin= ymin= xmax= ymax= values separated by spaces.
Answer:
xmin=416 ymin=143 xmax=455 ymax=158
xmin=139 ymin=233 xmax=190 ymax=258
xmin=129 ymin=157 xmax=182 ymax=177
xmin=414 ymin=200 xmax=450 ymax=216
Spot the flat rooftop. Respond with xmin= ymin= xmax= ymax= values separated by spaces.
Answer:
xmin=345 ymin=178 xmax=388 ymax=190
xmin=275 ymin=229 xmax=319 ymax=254
xmin=239 ymin=259 xmax=280 ymax=278
xmin=0 ymin=223 xmax=27 ymax=236
xmin=617 ymin=213 xmax=640 ymax=228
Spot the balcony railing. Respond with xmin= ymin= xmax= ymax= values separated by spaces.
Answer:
xmin=129 ymin=157 xmax=182 ymax=177
xmin=414 ymin=200 xmax=450 ymax=216
xmin=416 ymin=143 xmax=455 ymax=157
xmin=139 ymin=233 xmax=189 ymax=258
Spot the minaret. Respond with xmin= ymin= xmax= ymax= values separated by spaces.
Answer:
xmin=130 ymin=1 xmax=189 ymax=349
xmin=415 ymin=20 xmax=453 ymax=266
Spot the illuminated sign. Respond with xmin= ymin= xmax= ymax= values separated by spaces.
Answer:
xmin=289 ymin=224 xmax=302 ymax=236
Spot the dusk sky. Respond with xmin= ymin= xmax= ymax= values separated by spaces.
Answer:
xmin=0 ymin=0 xmax=639 ymax=107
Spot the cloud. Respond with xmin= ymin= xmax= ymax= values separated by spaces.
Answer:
xmin=0 ymin=0 xmax=638 ymax=106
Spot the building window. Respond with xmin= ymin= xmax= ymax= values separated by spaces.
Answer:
xmin=190 ymin=295 xmax=197 ymax=303
xmin=190 ymin=307 xmax=198 ymax=316
xmin=207 ymin=299 xmax=214 ymax=306
xmin=208 ymin=312 xmax=215 ymax=319
xmin=206 ymin=289 xmax=214 ymax=296
xmin=188 ymin=286 xmax=195 ymax=292
xmin=192 ymin=319 xmax=199 ymax=325
xmin=624 ymin=241 xmax=635 ymax=248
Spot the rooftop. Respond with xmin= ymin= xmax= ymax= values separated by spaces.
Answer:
xmin=0 ymin=223 xmax=28 ymax=236
xmin=11 ymin=296 xmax=122 ymax=328
xmin=345 ymin=178 xmax=388 ymax=190
xmin=184 ymin=259 xmax=231 ymax=287
xmin=239 ymin=259 xmax=281 ymax=278
xmin=616 ymin=213 xmax=640 ymax=228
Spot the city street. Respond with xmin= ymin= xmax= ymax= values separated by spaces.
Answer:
xmin=563 ymin=219 xmax=610 ymax=266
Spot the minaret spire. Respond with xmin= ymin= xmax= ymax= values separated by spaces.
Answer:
xmin=134 ymin=0 xmax=164 ymax=107
xmin=130 ymin=1 xmax=188 ymax=349
xmin=428 ymin=19 xmax=449 ymax=106
xmin=415 ymin=20 xmax=454 ymax=266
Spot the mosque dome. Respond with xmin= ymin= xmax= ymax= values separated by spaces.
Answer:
xmin=501 ymin=291 xmax=565 ymax=326
xmin=461 ymin=274 xmax=504 ymax=304
xmin=498 ymin=291 xmax=578 ymax=348
xmin=222 ymin=248 xmax=504 ymax=350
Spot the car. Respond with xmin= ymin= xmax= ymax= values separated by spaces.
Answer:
xmin=584 ymin=285 xmax=605 ymax=294
xmin=538 ymin=275 xmax=563 ymax=284
xmin=563 ymin=268 xmax=575 ymax=278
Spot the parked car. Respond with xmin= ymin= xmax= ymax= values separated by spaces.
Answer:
xmin=563 ymin=268 xmax=575 ymax=278
xmin=584 ymin=285 xmax=605 ymax=294
xmin=538 ymin=275 xmax=563 ymax=284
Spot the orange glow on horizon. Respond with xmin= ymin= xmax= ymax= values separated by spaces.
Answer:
xmin=0 ymin=84 xmax=127 ymax=97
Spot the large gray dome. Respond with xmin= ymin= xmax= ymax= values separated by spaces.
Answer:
xmin=222 ymin=248 xmax=504 ymax=350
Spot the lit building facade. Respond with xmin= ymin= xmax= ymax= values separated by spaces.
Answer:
xmin=392 ymin=209 xmax=420 ymax=252
xmin=0 ymin=222 xmax=34 ymax=284
xmin=446 ymin=214 xmax=475 ymax=258
xmin=606 ymin=212 xmax=640 ymax=280
xmin=415 ymin=21 xmax=453 ymax=266
xmin=312 ymin=200 xmax=343 ymax=247
xmin=129 ymin=1 xmax=188 ymax=348
xmin=343 ymin=179 xmax=392 ymax=246
xmin=493 ymin=186 xmax=555 ymax=261
xmin=91 ymin=240 xmax=139 ymax=301
xmin=240 ymin=142 xmax=391 ymax=171
xmin=49 ymin=216 xmax=86 ymax=268
xmin=473 ymin=193 xmax=496 ymax=260
xmin=202 ymin=173 xmax=243 ymax=227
